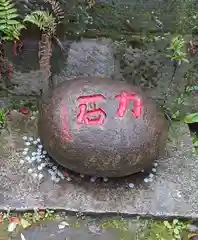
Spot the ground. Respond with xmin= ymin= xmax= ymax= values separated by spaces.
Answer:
xmin=1 ymin=1 xmax=198 ymax=239
xmin=0 ymin=96 xmax=197 ymax=240
xmin=0 ymin=211 xmax=195 ymax=240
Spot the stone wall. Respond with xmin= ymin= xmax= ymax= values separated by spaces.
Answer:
xmin=3 ymin=0 xmax=197 ymax=118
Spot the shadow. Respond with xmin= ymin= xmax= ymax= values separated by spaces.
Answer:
xmin=188 ymin=123 xmax=198 ymax=135
xmin=44 ymin=153 xmax=158 ymax=191
xmin=4 ymin=28 xmax=72 ymax=86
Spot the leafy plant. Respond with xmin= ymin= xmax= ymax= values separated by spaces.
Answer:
xmin=164 ymin=36 xmax=189 ymax=105
xmin=184 ymin=113 xmax=198 ymax=153
xmin=87 ymin=0 xmax=96 ymax=9
xmin=0 ymin=0 xmax=25 ymax=86
xmin=147 ymin=219 xmax=188 ymax=240
xmin=167 ymin=36 xmax=189 ymax=65
xmin=23 ymin=0 xmax=64 ymax=90
xmin=0 ymin=0 xmax=25 ymax=41
xmin=184 ymin=113 xmax=198 ymax=124
xmin=0 ymin=108 xmax=6 ymax=128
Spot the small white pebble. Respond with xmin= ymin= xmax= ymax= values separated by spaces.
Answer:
xmin=32 ymin=173 xmax=38 ymax=178
xmin=33 ymin=140 xmax=38 ymax=145
xmin=60 ymin=174 xmax=65 ymax=180
xmin=36 ymin=152 xmax=41 ymax=156
xmin=38 ymin=173 xmax=44 ymax=180
xmin=51 ymin=175 xmax=56 ymax=181
xmin=153 ymin=163 xmax=158 ymax=167
xmin=128 ymin=183 xmax=135 ymax=188
xmin=66 ymin=176 xmax=72 ymax=182
xmin=40 ymin=155 xmax=45 ymax=159
xmin=37 ymin=158 xmax=42 ymax=163
xmin=22 ymin=151 xmax=27 ymax=155
xmin=90 ymin=176 xmax=97 ymax=183
xmin=57 ymin=171 xmax=64 ymax=178
xmin=24 ymin=148 xmax=29 ymax=151
xmin=28 ymin=137 xmax=34 ymax=141
xmin=147 ymin=178 xmax=153 ymax=183
xmin=38 ymin=144 xmax=43 ymax=149
xmin=37 ymin=138 xmax=40 ymax=142
xmin=52 ymin=166 xmax=57 ymax=170
xmin=144 ymin=178 xmax=149 ymax=183
xmin=141 ymin=169 xmax=144 ymax=172
xmin=80 ymin=174 xmax=84 ymax=178
xmin=48 ymin=169 xmax=56 ymax=175
xmin=30 ymin=116 xmax=35 ymax=120
xmin=41 ymin=163 xmax=47 ymax=168
xmin=103 ymin=177 xmax=108 ymax=182
xmin=25 ymin=156 xmax=31 ymax=161
xmin=22 ymin=136 xmax=27 ymax=140
xmin=152 ymin=168 xmax=157 ymax=173
xmin=48 ymin=169 xmax=53 ymax=174
xmin=20 ymin=160 xmax=25 ymax=164
xmin=54 ymin=178 xmax=60 ymax=183
xmin=25 ymin=142 xmax=30 ymax=146
xmin=28 ymin=168 xmax=33 ymax=174
xmin=32 ymin=152 xmax=36 ymax=156
xmin=149 ymin=173 xmax=154 ymax=178
xmin=43 ymin=150 xmax=47 ymax=155
xmin=176 ymin=191 xmax=182 ymax=198
xmin=37 ymin=165 xmax=43 ymax=171
xmin=31 ymin=157 xmax=36 ymax=161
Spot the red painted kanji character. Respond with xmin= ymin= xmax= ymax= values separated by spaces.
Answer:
xmin=60 ymin=104 xmax=72 ymax=141
xmin=77 ymin=94 xmax=106 ymax=125
xmin=116 ymin=91 xmax=142 ymax=118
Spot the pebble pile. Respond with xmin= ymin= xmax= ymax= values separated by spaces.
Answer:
xmin=21 ymin=135 xmax=159 ymax=188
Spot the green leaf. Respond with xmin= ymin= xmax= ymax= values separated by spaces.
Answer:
xmin=184 ymin=113 xmax=198 ymax=123
xmin=193 ymin=141 xmax=198 ymax=147
xmin=173 ymin=219 xmax=179 ymax=225
xmin=5 ymin=19 xmax=20 ymax=24
xmin=163 ymin=221 xmax=172 ymax=229
xmin=20 ymin=218 xmax=31 ymax=229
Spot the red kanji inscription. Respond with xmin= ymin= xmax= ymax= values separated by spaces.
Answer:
xmin=77 ymin=94 xmax=106 ymax=125
xmin=60 ymin=104 xmax=72 ymax=141
xmin=116 ymin=92 xmax=142 ymax=118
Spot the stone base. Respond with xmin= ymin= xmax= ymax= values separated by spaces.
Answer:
xmin=0 ymin=110 xmax=197 ymax=219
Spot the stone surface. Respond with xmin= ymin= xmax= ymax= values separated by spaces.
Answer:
xmin=116 ymin=35 xmax=198 ymax=118
xmin=53 ymin=38 xmax=120 ymax=87
xmin=3 ymin=38 xmax=118 ymax=95
xmin=38 ymin=76 xmax=168 ymax=177
xmin=0 ymin=111 xmax=197 ymax=218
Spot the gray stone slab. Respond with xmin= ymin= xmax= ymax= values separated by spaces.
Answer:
xmin=53 ymin=38 xmax=120 ymax=87
xmin=0 ymin=110 xmax=197 ymax=219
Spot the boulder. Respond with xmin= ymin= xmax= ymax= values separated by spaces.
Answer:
xmin=38 ymin=77 xmax=168 ymax=177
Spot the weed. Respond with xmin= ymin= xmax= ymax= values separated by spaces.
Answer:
xmin=0 ymin=108 xmax=6 ymax=128
xmin=167 ymin=36 xmax=189 ymax=65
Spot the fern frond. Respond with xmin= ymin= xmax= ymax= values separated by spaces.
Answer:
xmin=44 ymin=0 xmax=64 ymax=24
xmin=2 ymin=24 xmax=25 ymax=40
xmin=0 ymin=0 xmax=25 ymax=40
xmin=24 ymin=10 xmax=56 ymax=34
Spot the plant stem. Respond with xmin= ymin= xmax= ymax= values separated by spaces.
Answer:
xmin=53 ymin=36 xmax=67 ymax=54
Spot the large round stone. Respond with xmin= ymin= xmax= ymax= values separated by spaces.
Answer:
xmin=38 ymin=77 xmax=168 ymax=177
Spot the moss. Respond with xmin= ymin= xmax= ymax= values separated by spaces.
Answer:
xmin=146 ymin=219 xmax=189 ymax=240
xmin=100 ymin=217 xmax=132 ymax=240
xmin=99 ymin=217 xmax=191 ymax=240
